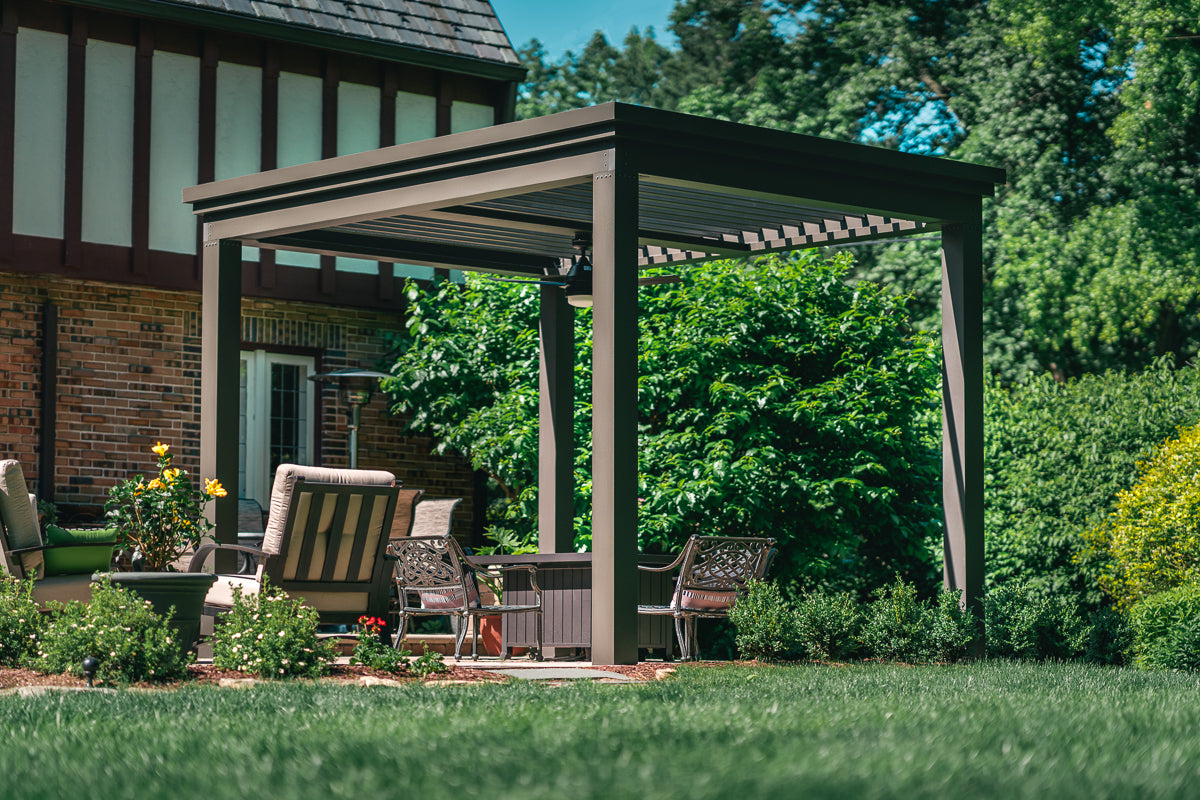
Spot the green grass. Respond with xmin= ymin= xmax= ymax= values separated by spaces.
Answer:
xmin=3 ymin=661 xmax=1200 ymax=799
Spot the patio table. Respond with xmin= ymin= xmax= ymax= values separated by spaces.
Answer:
xmin=467 ymin=553 xmax=676 ymax=658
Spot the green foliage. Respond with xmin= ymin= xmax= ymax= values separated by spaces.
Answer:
xmin=793 ymin=590 xmax=862 ymax=662
xmin=384 ymin=252 xmax=942 ymax=598
xmin=350 ymin=616 xmax=410 ymax=673
xmin=1087 ymin=424 xmax=1200 ymax=610
xmin=984 ymin=361 xmax=1200 ymax=613
xmin=1127 ymin=583 xmax=1200 ymax=670
xmin=209 ymin=580 xmax=335 ymax=679
xmin=857 ymin=576 xmax=928 ymax=662
xmin=410 ymin=644 xmax=449 ymax=677
xmin=982 ymin=582 xmax=1088 ymax=661
xmin=925 ymin=588 xmax=980 ymax=664
xmin=37 ymin=577 xmax=186 ymax=683
xmin=0 ymin=576 xmax=43 ymax=666
xmin=727 ymin=579 xmax=797 ymax=661
xmin=104 ymin=442 xmax=223 ymax=571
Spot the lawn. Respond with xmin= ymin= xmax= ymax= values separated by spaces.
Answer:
xmin=2 ymin=661 xmax=1198 ymax=799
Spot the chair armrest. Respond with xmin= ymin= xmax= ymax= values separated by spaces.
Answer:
xmin=468 ymin=562 xmax=542 ymax=598
xmin=639 ymin=551 xmax=686 ymax=572
xmin=187 ymin=543 xmax=265 ymax=573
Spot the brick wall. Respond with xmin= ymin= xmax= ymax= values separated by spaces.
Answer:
xmin=0 ymin=271 xmax=480 ymax=541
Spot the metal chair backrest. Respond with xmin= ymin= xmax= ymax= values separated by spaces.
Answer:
xmin=390 ymin=534 xmax=478 ymax=610
xmin=673 ymin=535 xmax=777 ymax=611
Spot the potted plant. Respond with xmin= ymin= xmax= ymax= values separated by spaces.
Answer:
xmin=101 ymin=442 xmax=223 ymax=653
xmin=471 ymin=526 xmax=535 ymax=656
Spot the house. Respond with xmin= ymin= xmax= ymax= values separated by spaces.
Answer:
xmin=0 ymin=0 xmax=522 ymax=539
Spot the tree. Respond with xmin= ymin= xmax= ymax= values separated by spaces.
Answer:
xmin=382 ymin=252 xmax=943 ymax=598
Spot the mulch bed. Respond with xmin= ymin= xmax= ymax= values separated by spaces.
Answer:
xmin=0 ymin=660 xmax=673 ymax=691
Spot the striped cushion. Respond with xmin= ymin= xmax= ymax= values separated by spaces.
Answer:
xmin=676 ymin=588 xmax=737 ymax=611
xmin=418 ymin=579 xmax=480 ymax=610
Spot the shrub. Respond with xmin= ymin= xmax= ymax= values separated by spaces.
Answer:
xmin=209 ymin=580 xmax=335 ymax=679
xmin=350 ymin=616 xmax=409 ymax=673
xmin=1084 ymin=607 xmax=1133 ymax=666
xmin=793 ymin=590 xmax=861 ymax=662
xmin=37 ymin=577 xmax=186 ymax=683
xmin=728 ymin=579 xmax=797 ymax=661
xmin=924 ymin=588 xmax=979 ymax=663
xmin=858 ymin=577 xmax=928 ymax=662
xmin=0 ymin=576 xmax=43 ymax=667
xmin=1087 ymin=424 xmax=1200 ymax=610
xmin=384 ymin=251 xmax=944 ymax=600
xmin=1127 ymin=583 xmax=1200 ymax=670
xmin=985 ymin=360 xmax=1200 ymax=613
xmin=410 ymin=644 xmax=449 ymax=677
xmin=983 ymin=582 xmax=1086 ymax=661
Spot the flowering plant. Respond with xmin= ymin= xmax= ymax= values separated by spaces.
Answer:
xmin=350 ymin=615 xmax=409 ymax=673
xmin=104 ymin=442 xmax=226 ymax=572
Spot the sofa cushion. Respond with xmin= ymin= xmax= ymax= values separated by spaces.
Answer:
xmin=0 ymin=460 xmax=44 ymax=579
xmin=41 ymin=526 xmax=118 ymax=576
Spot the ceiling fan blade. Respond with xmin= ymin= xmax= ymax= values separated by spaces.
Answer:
xmin=636 ymin=275 xmax=682 ymax=286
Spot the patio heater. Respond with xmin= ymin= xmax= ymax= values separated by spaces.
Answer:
xmin=308 ymin=368 xmax=391 ymax=469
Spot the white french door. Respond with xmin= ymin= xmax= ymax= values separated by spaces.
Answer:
xmin=239 ymin=350 xmax=316 ymax=507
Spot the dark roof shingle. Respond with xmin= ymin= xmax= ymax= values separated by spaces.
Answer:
xmin=153 ymin=0 xmax=519 ymax=68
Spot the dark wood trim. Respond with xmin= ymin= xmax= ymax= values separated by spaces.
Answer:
xmin=0 ymin=4 xmax=18 ymax=264
xmin=435 ymin=73 xmax=452 ymax=137
xmin=258 ymin=45 xmax=279 ymax=290
xmin=63 ymin=11 xmax=87 ymax=269
xmin=319 ymin=53 xmax=338 ymax=296
xmin=433 ymin=74 xmax=453 ymax=282
xmin=39 ymin=301 xmax=58 ymax=502
xmin=197 ymin=35 xmax=217 ymax=280
xmin=131 ymin=22 xmax=153 ymax=277
xmin=378 ymin=67 xmax=396 ymax=293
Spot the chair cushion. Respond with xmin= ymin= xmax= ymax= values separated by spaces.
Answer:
xmin=32 ymin=574 xmax=95 ymax=605
xmin=676 ymin=587 xmax=738 ymax=612
xmin=0 ymin=460 xmax=44 ymax=578
xmin=204 ymin=574 xmax=263 ymax=608
xmin=41 ymin=526 xmax=118 ymax=575
xmin=262 ymin=464 xmax=396 ymax=556
xmin=418 ymin=587 xmax=470 ymax=610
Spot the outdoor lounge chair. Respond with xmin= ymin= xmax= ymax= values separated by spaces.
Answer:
xmin=388 ymin=488 xmax=426 ymax=540
xmin=389 ymin=533 xmax=543 ymax=660
xmin=409 ymin=497 xmax=462 ymax=538
xmin=189 ymin=464 xmax=401 ymax=637
xmin=0 ymin=459 xmax=98 ymax=604
xmin=637 ymin=535 xmax=777 ymax=661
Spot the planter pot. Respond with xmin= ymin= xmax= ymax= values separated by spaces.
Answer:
xmin=97 ymin=572 xmax=217 ymax=656
xmin=477 ymin=616 xmax=527 ymax=658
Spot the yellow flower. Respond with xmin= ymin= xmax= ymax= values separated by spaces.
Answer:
xmin=152 ymin=442 xmax=170 ymax=457
xmin=205 ymin=479 xmax=227 ymax=498
xmin=147 ymin=478 xmax=165 ymax=491
xmin=164 ymin=468 xmax=181 ymax=483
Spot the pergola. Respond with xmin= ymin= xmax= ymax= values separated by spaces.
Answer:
xmin=185 ymin=102 xmax=1005 ymax=665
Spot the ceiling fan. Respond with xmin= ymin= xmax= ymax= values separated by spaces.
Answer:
xmin=489 ymin=233 xmax=681 ymax=308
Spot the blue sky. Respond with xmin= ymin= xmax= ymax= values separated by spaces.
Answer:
xmin=488 ymin=0 xmax=678 ymax=60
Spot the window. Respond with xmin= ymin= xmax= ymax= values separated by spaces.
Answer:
xmin=239 ymin=351 xmax=316 ymax=507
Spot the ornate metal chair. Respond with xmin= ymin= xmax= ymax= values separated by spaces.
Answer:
xmin=389 ymin=534 xmax=543 ymax=661
xmin=637 ymin=535 xmax=777 ymax=660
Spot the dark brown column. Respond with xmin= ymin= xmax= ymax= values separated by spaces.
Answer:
xmin=941 ymin=217 xmax=985 ymax=623
xmin=197 ymin=36 xmax=217 ymax=280
xmin=63 ymin=12 xmax=86 ymax=268
xmin=539 ymin=284 xmax=575 ymax=554
xmin=258 ymin=47 xmax=278 ymax=289
xmin=590 ymin=151 xmax=640 ymax=665
xmin=131 ymin=23 xmax=153 ymax=277
xmin=319 ymin=55 xmax=338 ymax=295
xmin=0 ymin=5 xmax=18 ymax=264
xmin=201 ymin=236 xmax=243 ymax=572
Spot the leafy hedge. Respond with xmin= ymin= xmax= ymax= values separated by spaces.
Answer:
xmin=984 ymin=359 xmax=1200 ymax=612
xmin=385 ymin=252 xmax=943 ymax=598
xmin=1088 ymin=425 xmax=1200 ymax=610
